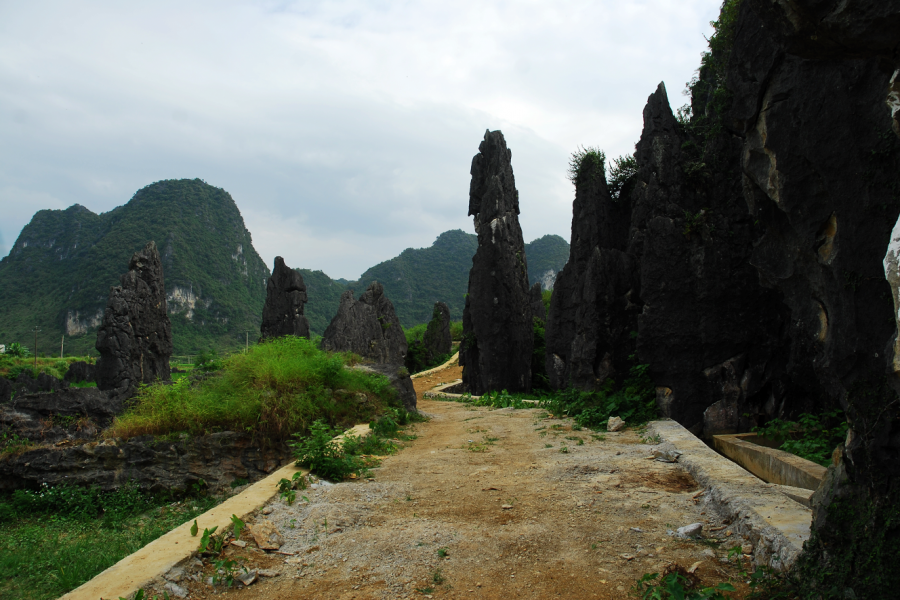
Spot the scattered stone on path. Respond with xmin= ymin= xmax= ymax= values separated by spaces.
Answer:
xmin=164 ymin=582 xmax=188 ymax=598
xmin=260 ymin=256 xmax=310 ymax=340
xmin=608 ymin=416 xmax=625 ymax=432
xmin=675 ymin=523 xmax=703 ymax=538
xmin=258 ymin=569 xmax=280 ymax=577
xmin=239 ymin=570 xmax=259 ymax=586
xmin=250 ymin=521 xmax=284 ymax=550
xmin=652 ymin=448 xmax=682 ymax=463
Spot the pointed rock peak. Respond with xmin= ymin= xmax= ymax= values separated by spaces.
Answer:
xmin=635 ymin=82 xmax=681 ymax=169
xmin=468 ymin=129 xmax=518 ymax=221
xmin=261 ymin=256 xmax=309 ymax=340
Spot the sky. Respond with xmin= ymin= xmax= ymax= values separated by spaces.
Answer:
xmin=0 ymin=0 xmax=720 ymax=280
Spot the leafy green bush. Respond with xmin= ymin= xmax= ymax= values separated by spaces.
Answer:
xmin=291 ymin=420 xmax=366 ymax=481
xmin=753 ymin=409 xmax=848 ymax=466
xmin=4 ymin=343 xmax=29 ymax=358
xmin=607 ymin=154 xmax=638 ymax=201
xmin=634 ymin=569 xmax=735 ymax=599
xmin=450 ymin=321 xmax=464 ymax=341
xmin=568 ymin=146 xmax=606 ymax=185
xmin=106 ymin=336 xmax=395 ymax=442
xmin=540 ymin=363 xmax=657 ymax=429
xmin=194 ymin=350 xmax=224 ymax=373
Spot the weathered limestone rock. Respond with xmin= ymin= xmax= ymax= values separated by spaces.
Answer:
xmin=321 ymin=282 xmax=407 ymax=365
xmin=353 ymin=363 xmax=417 ymax=413
xmin=0 ymin=432 xmax=289 ymax=493
xmin=322 ymin=282 xmax=415 ymax=411
xmin=63 ymin=361 xmax=95 ymax=384
xmin=95 ymin=241 xmax=173 ymax=396
xmin=260 ymin=257 xmax=310 ymax=340
xmin=0 ymin=377 xmax=9 ymax=404
xmin=460 ymin=130 xmax=533 ymax=395
xmin=12 ymin=370 xmax=68 ymax=397
xmin=422 ymin=301 xmax=452 ymax=363
xmin=529 ymin=283 xmax=546 ymax=323
xmin=0 ymin=387 xmax=123 ymax=444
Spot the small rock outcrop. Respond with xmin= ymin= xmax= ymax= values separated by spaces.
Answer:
xmin=12 ymin=370 xmax=68 ymax=397
xmin=460 ymin=130 xmax=533 ymax=395
xmin=0 ymin=387 xmax=123 ymax=445
xmin=422 ymin=302 xmax=452 ymax=363
xmin=260 ymin=257 xmax=310 ymax=340
xmin=322 ymin=282 xmax=416 ymax=411
xmin=322 ymin=282 xmax=407 ymax=365
xmin=0 ymin=377 xmax=10 ymax=404
xmin=63 ymin=361 xmax=95 ymax=384
xmin=95 ymin=241 xmax=173 ymax=396
xmin=0 ymin=432 xmax=289 ymax=493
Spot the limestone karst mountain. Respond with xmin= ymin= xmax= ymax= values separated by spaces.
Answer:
xmin=0 ymin=179 xmax=270 ymax=355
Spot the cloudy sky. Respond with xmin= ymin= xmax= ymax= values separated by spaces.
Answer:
xmin=1 ymin=0 xmax=720 ymax=280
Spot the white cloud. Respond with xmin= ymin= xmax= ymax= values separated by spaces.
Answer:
xmin=0 ymin=0 xmax=719 ymax=278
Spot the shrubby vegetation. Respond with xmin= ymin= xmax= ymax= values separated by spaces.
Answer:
xmin=105 ymin=336 xmax=397 ymax=443
xmin=0 ymin=482 xmax=220 ymax=600
xmin=753 ymin=410 xmax=848 ymax=467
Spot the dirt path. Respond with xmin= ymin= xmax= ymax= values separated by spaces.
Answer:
xmin=172 ymin=364 xmax=750 ymax=599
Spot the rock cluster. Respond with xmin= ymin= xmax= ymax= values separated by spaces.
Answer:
xmin=63 ymin=361 xmax=95 ymax=384
xmin=322 ymin=282 xmax=416 ymax=411
xmin=460 ymin=130 xmax=534 ymax=395
xmin=95 ymin=241 xmax=173 ymax=396
xmin=260 ymin=257 xmax=310 ymax=340
xmin=0 ymin=387 xmax=123 ymax=445
xmin=544 ymin=0 xmax=900 ymax=591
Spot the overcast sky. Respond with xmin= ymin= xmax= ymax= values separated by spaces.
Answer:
xmin=0 ymin=0 xmax=720 ymax=280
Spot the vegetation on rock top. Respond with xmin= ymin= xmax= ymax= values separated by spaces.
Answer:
xmin=105 ymin=336 xmax=397 ymax=443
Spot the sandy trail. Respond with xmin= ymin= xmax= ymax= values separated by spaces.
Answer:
xmin=175 ymin=364 xmax=748 ymax=599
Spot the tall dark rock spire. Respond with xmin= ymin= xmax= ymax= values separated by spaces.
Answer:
xmin=260 ymin=256 xmax=310 ymax=340
xmin=460 ymin=130 xmax=533 ymax=395
xmin=95 ymin=241 xmax=173 ymax=396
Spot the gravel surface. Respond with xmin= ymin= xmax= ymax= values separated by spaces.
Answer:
xmin=160 ymin=364 xmax=753 ymax=599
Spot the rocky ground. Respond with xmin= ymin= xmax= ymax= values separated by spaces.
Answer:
xmin=160 ymin=363 xmax=753 ymax=599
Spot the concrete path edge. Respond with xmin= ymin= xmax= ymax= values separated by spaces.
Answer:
xmin=58 ymin=423 xmax=373 ymax=600
xmin=648 ymin=420 xmax=812 ymax=571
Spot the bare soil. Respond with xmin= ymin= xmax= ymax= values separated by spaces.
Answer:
xmin=171 ymin=363 xmax=751 ymax=599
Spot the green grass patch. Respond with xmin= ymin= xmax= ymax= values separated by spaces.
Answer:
xmin=105 ymin=336 xmax=396 ymax=443
xmin=0 ymin=483 xmax=220 ymax=600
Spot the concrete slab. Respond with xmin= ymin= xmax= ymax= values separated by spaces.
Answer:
xmin=713 ymin=432 xmax=826 ymax=490
xmin=648 ymin=420 xmax=812 ymax=571
xmin=59 ymin=423 xmax=372 ymax=600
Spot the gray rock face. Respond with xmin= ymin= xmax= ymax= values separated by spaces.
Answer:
xmin=12 ymin=371 xmax=68 ymax=398
xmin=321 ymin=282 xmax=407 ymax=365
xmin=460 ymin=130 xmax=533 ymax=395
xmin=0 ymin=387 xmax=123 ymax=444
xmin=0 ymin=432 xmax=289 ymax=493
xmin=0 ymin=377 xmax=10 ymax=404
xmin=353 ymin=363 xmax=417 ymax=413
xmin=63 ymin=361 xmax=95 ymax=384
xmin=321 ymin=282 xmax=415 ymax=411
xmin=95 ymin=241 xmax=173 ymax=396
xmin=423 ymin=302 xmax=452 ymax=363
xmin=260 ymin=257 xmax=310 ymax=340
xmin=529 ymin=283 xmax=546 ymax=323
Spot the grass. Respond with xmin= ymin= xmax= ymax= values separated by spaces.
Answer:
xmin=0 ymin=354 xmax=92 ymax=384
xmin=105 ymin=336 xmax=396 ymax=443
xmin=0 ymin=483 xmax=221 ymax=600
xmin=753 ymin=410 xmax=848 ymax=467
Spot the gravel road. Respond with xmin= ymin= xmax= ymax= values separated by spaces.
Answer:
xmin=167 ymin=364 xmax=751 ymax=599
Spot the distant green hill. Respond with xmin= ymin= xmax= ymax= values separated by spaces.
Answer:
xmin=0 ymin=179 xmax=270 ymax=356
xmin=301 ymin=230 xmax=569 ymax=333
xmin=1 ymin=182 xmax=568 ymax=350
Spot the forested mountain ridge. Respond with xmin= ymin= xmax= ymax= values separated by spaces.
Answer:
xmin=1 ymin=182 xmax=568 ymax=350
xmin=303 ymin=230 xmax=569 ymax=332
xmin=0 ymin=179 xmax=270 ymax=355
